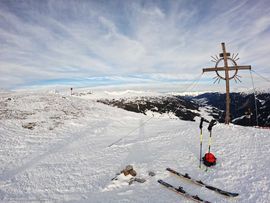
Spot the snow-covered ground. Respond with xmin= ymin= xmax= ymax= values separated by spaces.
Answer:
xmin=0 ymin=90 xmax=270 ymax=202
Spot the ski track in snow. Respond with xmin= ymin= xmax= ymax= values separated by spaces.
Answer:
xmin=0 ymin=91 xmax=270 ymax=202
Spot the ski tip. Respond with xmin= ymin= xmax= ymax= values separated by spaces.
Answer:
xmin=221 ymin=192 xmax=239 ymax=197
xmin=230 ymin=193 xmax=239 ymax=197
xmin=157 ymin=179 xmax=172 ymax=188
xmin=219 ymin=190 xmax=239 ymax=197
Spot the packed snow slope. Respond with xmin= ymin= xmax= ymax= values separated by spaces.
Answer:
xmin=0 ymin=90 xmax=270 ymax=203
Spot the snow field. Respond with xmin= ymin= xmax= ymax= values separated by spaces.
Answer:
xmin=0 ymin=91 xmax=269 ymax=202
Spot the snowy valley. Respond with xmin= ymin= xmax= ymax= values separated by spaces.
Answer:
xmin=0 ymin=89 xmax=270 ymax=203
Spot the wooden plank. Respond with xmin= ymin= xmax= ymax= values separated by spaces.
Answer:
xmin=202 ymin=67 xmax=226 ymax=72
xmin=203 ymin=65 xmax=251 ymax=73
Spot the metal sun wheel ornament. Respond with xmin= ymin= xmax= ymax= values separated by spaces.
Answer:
xmin=212 ymin=53 xmax=241 ymax=83
xmin=202 ymin=43 xmax=251 ymax=125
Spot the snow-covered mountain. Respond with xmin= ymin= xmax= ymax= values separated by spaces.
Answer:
xmin=98 ymin=96 xmax=200 ymax=121
xmin=96 ymin=92 xmax=270 ymax=127
xmin=0 ymin=90 xmax=270 ymax=202
xmin=193 ymin=92 xmax=270 ymax=127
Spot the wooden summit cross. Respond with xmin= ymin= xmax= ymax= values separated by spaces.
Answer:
xmin=202 ymin=42 xmax=251 ymax=124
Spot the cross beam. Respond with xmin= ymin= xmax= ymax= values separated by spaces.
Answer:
xmin=202 ymin=43 xmax=252 ymax=125
xmin=203 ymin=65 xmax=251 ymax=72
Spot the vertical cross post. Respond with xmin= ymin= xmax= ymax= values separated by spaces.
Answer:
xmin=222 ymin=43 xmax=231 ymax=124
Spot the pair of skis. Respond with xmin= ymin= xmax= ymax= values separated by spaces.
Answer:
xmin=158 ymin=179 xmax=210 ymax=203
xmin=158 ymin=168 xmax=239 ymax=203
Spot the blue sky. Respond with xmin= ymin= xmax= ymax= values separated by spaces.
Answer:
xmin=0 ymin=0 xmax=269 ymax=91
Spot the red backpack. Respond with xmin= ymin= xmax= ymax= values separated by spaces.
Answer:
xmin=203 ymin=152 xmax=216 ymax=167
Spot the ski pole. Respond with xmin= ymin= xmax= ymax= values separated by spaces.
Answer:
xmin=199 ymin=118 xmax=203 ymax=168
xmin=207 ymin=119 xmax=217 ymax=153
xmin=208 ymin=130 xmax=212 ymax=153
xmin=199 ymin=117 xmax=209 ymax=168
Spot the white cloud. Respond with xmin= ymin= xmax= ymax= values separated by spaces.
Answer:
xmin=0 ymin=0 xmax=269 ymax=90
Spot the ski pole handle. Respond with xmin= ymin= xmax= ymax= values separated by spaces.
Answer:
xmin=199 ymin=118 xmax=204 ymax=129
xmin=200 ymin=117 xmax=210 ymax=129
xmin=208 ymin=119 xmax=217 ymax=131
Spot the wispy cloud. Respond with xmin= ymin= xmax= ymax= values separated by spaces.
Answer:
xmin=0 ymin=0 xmax=269 ymax=90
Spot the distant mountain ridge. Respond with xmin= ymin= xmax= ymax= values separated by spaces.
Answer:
xmin=98 ymin=96 xmax=200 ymax=121
xmin=97 ymin=92 xmax=270 ymax=127
xmin=193 ymin=92 xmax=270 ymax=127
